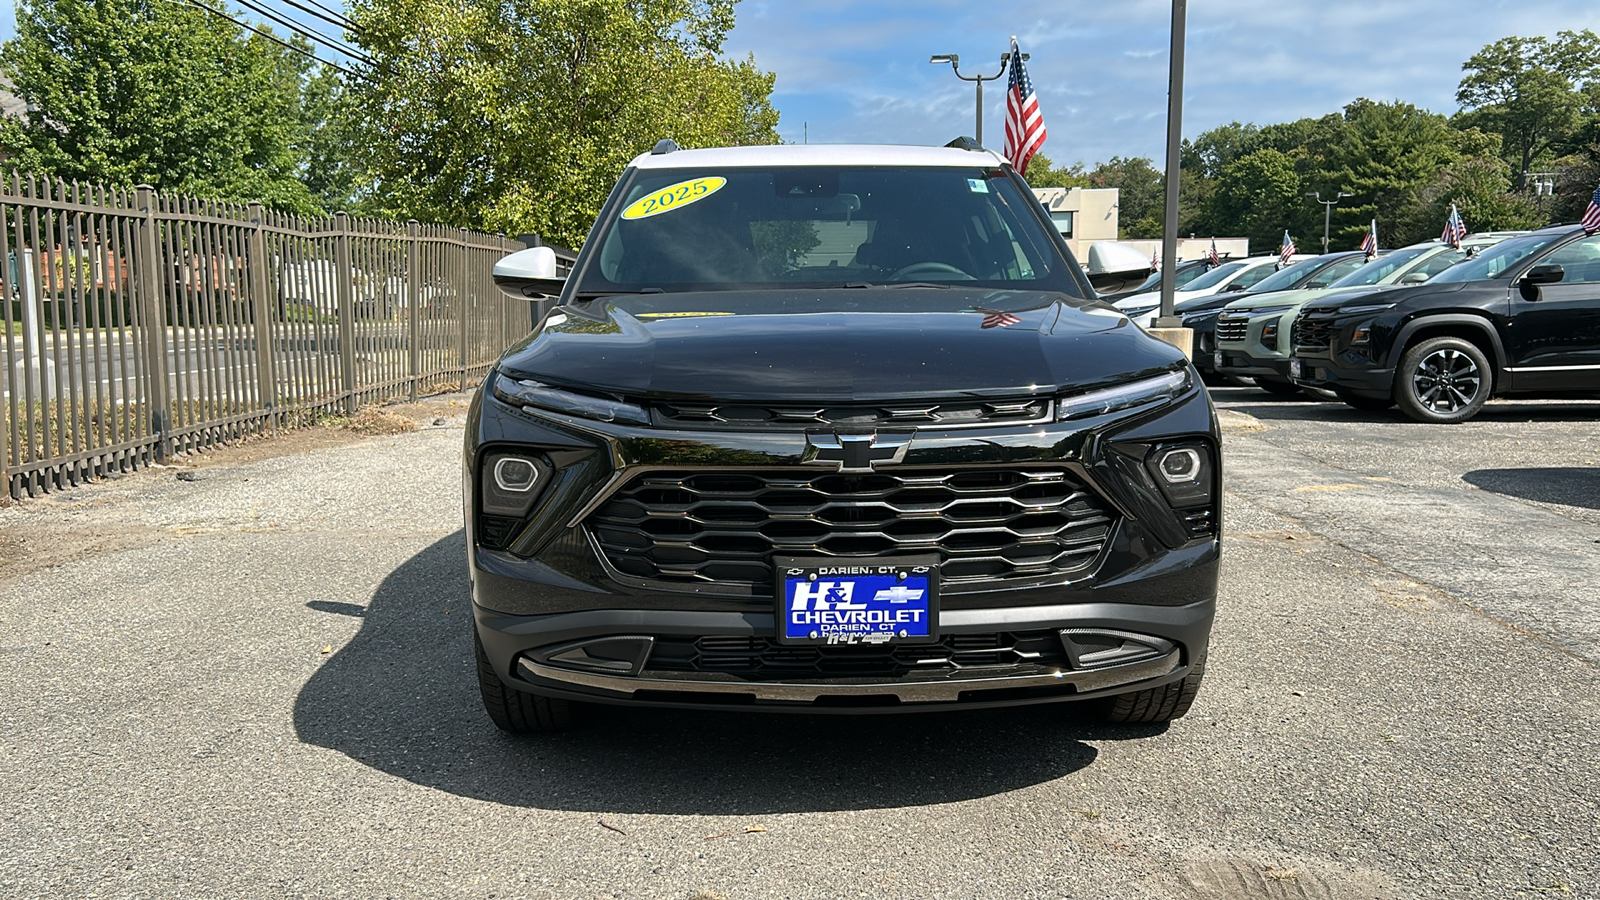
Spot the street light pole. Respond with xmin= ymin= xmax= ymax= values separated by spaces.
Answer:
xmin=1306 ymin=191 xmax=1352 ymax=254
xmin=929 ymin=51 xmax=1025 ymax=148
xmin=1154 ymin=0 xmax=1187 ymax=329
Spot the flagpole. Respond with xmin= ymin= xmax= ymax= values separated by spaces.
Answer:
xmin=1153 ymin=0 xmax=1186 ymax=334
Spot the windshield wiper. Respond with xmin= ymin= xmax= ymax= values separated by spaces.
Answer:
xmin=839 ymin=281 xmax=956 ymax=290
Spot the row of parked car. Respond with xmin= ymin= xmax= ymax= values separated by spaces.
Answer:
xmin=1102 ymin=227 xmax=1600 ymax=423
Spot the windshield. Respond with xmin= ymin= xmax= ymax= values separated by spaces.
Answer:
xmin=1244 ymin=258 xmax=1328 ymax=294
xmin=1127 ymin=262 xmax=1211 ymax=294
xmin=1329 ymin=246 xmax=1434 ymax=287
xmin=1429 ymin=232 xmax=1567 ymax=283
xmin=1180 ymin=260 xmax=1247 ymax=292
xmin=576 ymin=165 xmax=1084 ymax=296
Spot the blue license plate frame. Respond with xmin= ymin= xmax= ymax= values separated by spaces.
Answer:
xmin=774 ymin=556 xmax=939 ymax=646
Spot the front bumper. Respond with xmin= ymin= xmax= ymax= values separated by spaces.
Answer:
xmin=476 ymin=597 xmax=1213 ymax=712
xmin=1288 ymin=349 xmax=1393 ymax=396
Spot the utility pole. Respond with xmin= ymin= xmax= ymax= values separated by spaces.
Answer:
xmin=1306 ymin=191 xmax=1352 ymax=254
xmin=929 ymin=49 xmax=1026 ymax=148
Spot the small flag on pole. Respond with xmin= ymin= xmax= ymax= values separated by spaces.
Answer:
xmin=1360 ymin=219 xmax=1378 ymax=260
xmin=1150 ymin=249 xmax=1160 ymax=272
xmin=1582 ymin=183 xmax=1600 ymax=235
xmin=1278 ymin=231 xmax=1296 ymax=268
xmin=1440 ymin=203 xmax=1467 ymax=248
xmin=1003 ymin=37 xmax=1047 ymax=176
xmin=1207 ymin=239 xmax=1221 ymax=267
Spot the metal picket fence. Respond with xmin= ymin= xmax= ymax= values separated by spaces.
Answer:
xmin=0 ymin=175 xmax=565 ymax=498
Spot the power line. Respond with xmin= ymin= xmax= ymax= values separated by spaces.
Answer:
xmin=292 ymin=0 xmax=357 ymax=32
xmin=263 ymin=0 xmax=360 ymax=36
xmin=229 ymin=0 xmax=372 ymax=65
xmin=169 ymin=0 xmax=367 ymax=80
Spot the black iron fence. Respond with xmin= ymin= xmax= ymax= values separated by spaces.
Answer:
xmin=1 ymin=175 xmax=569 ymax=498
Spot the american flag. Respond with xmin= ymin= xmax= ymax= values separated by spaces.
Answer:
xmin=1150 ymin=249 xmax=1160 ymax=272
xmin=1207 ymin=239 xmax=1221 ymax=267
xmin=1360 ymin=219 xmax=1378 ymax=260
xmin=1440 ymin=203 xmax=1467 ymax=248
xmin=1278 ymin=230 xmax=1296 ymax=267
xmin=1003 ymin=37 xmax=1046 ymax=176
xmin=980 ymin=309 xmax=1022 ymax=329
xmin=1583 ymin=183 xmax=1600 ymax=235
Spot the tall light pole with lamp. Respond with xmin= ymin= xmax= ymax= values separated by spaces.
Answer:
xmin=928 ymin=50 xmax=1027 ymax=148
xmin=1306 ymin=191 xmax=1352 ymax=254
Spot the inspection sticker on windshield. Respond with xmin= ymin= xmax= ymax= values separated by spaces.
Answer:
xmin=775 ymin=556 xmax=938 ymax=646
xmin=967 ymin=178 xmax=989 ymax=193
xmin=621 ymin=177 xmax=727 ymax=220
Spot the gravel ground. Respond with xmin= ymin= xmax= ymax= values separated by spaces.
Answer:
xmin=0 ymin=389 xmax=1596 ymax=899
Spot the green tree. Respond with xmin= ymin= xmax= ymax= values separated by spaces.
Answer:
xmin=1403 ymin=154 xmax=1542 ymax=239
xmin=1021 ymin=153 xmax=1088 ymax=189
xmin=0 ymin=0 xmax=320 ymax=212
xmin=1208 ymin=148 xmax=1303 ymax=248
xmin=1304 ymin=99 xmax=1459 ymax=248
xmin=1084 ymin=156 xmax=1163 ymax=238
xmin=346 ymin=0 xmax=779 ymax=247
xmin=1456 ymin=30 xmax=1600 ymax=181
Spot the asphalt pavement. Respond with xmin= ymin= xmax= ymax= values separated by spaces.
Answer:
xmin=0 ymin=386 xmax=1596 ymax=899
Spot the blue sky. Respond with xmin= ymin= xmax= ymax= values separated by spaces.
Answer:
xmin=4 ymin=0 xmax=1600 ymax=169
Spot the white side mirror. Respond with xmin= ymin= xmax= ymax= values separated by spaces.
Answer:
xmin=493 ymin=246 xmax=565 ymax=296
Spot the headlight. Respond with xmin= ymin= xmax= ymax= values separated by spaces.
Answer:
xmin=1261 ymin=321 xmax=1279 ymax=351
xmin=1055 ymin=368 xmax=1191 ymax=421
xmin=1350 ymin=321 xmax=1375 ymax=344
xmin=479 ymin=450 xmax=551 ymax=517
xmin=493 ymin=372 xmax=648 ymax=425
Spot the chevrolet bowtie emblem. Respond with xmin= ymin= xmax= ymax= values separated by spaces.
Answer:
xmin=803 ymin=431 xmax=912 ymax=472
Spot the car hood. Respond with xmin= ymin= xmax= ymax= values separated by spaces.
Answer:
xmin=497 ymin=288 xmax=1185 ymax=401
xmin=1303 ymin=281 xmax=1469 ymax=313
xmin=1221 ymin=286 xmax=1335 ymax=313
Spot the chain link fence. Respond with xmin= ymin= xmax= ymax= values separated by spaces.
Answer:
xmin=1 ymin=175 xmax=569 ymax=498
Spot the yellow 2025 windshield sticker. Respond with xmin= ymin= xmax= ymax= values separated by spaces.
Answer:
xmin=621 ymin=177 xmax=726 ymax=220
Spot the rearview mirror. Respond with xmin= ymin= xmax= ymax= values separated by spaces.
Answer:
xmin=493 ymin=246 xmax=565 ymax=297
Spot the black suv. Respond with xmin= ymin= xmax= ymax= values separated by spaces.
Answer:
xmin=467 ymin=142 xmax=1219 ymax=732
xmin=1289 ymin=226 xmax=1600 ymax=422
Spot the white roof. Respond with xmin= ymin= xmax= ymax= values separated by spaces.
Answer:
xmin=629 ymin=143 xmax=1007 ymax=170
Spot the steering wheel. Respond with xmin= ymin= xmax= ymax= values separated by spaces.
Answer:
xmin=887 ymin=261 xmax=976 ymax=282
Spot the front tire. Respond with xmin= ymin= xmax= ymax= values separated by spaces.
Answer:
xmin=1101 ymin=653 xmax=1205 ymax=724
xmin=475 ymin=630 xmax=577 ymax=734
xmin=1394 ymin=336 xmax=1491 ymax=423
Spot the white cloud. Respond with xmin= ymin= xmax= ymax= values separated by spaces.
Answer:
xmin=725 ymin=0 xmax=1600 ymax=165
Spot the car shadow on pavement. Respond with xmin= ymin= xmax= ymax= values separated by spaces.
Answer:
xmin=293 ymin=533 xmax=1161 ymax=815
xmin=1463 ymin=467 xmax=1600 ymax=510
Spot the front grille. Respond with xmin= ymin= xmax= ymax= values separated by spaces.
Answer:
xmin=646 ymin=631 xmax=1069 ymax=678
xmin=1214 ymin=315 xmax=1249 ymax=343
xmin=587 ymin=468 xmax=1117 ymax=593
xmin=651 ymin=398 xmax=1050 ymax=429
xmin=1292 ymin=315 xmax=1333 ymax=350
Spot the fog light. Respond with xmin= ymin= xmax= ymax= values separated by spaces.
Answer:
xmin=494 ymin=457 xmax=539 ymax=492
xmin=1143 ymin=442 xmax=1214 ymax=510
xmin=1158 ymin=448 xmax=1201 ymax=483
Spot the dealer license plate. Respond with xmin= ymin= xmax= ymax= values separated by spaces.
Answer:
xmin=1213 ymin=349 xmax=1224 ymax=369
xmin=1288 ymin=358 xmax=1303 ymax=379
xmin=776 ymin=556 xmax=938 ymax=646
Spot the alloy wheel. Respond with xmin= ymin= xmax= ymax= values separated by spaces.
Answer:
xmin=1411 ymin=348 xmax=1481 ymax=413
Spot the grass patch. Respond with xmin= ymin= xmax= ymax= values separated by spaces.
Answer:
xmin=341 ymin=407 xmax=419 ymax=436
